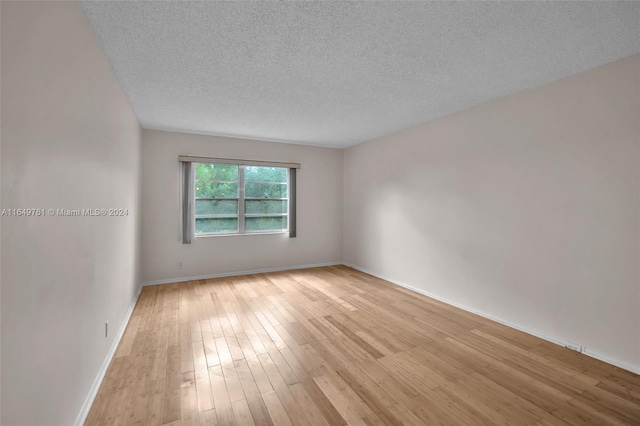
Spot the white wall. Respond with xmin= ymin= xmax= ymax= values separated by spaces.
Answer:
xmin=141 ymin=130 xmax=343 ymax=283
xmin=1 ymin=2 xmax=141 ymax=425
xmin=344 ymin=54 xmax=640 ymax=371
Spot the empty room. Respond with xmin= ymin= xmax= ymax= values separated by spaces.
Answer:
xmin=1 ymin=1 xmax=639 ymax=425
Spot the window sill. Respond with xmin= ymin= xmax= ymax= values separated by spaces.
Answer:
xmin=196 ymin=231 xmax=289 ymax=238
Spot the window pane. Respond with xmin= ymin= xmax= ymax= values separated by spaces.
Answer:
xmin=195 ymin=182 xmax=238 ymax=198
xmin=245 ymin=182 xmax=287 ymax=198
xmin=245 ymin=216 xmax=287 ymax=231
xmin=195 ymin=163 xmax=238 ymax=181
xmin=196 ymin=218 xmax=238 ymax=234
xmin=245 ymin=200 xmax=287 ymax=214
xmin=245 ymin=166 xmax=287 ymax=183
xmin=196 ymin=200 xmax=238 ymax=215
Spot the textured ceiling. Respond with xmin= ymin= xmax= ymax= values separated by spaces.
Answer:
xmin=81 ymin=1 xmax=640 ymax=148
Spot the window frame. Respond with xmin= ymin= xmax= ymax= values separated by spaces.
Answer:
xmin=178 ymin=155 xmax=301 ymax=244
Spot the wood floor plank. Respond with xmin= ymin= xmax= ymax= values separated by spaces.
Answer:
xmin=288 ymin=382 xmax=330 ymax=426
xmin=234 ymin=359 xmax=274 ymax=426
xmin=180 ymin=372 xmax=199 ymax=426
xmin=313 ymin=373 xmax=367 ymax=426
xmin=161 ymin=345 xmax=182 ymax=424
xmin=221 ymin=361 xmax=246 ymax=403
xmin=298 ymin=377 xmax=348 ymax=426
xmin=257 ymin=352 xmax=311 ymax=425
xmin=261 ymin=390 xmax=293 ymax=426
xmin=192 ymin=341 xmax=214 ymax=412
xmin=86 ymin=266 xmax=640 ymax=425
xmin=245 ymin=354 xmax=274 ymax=395
xmin=207 ymin=364 xmax=233 ymax=424
xmin=199 ymin=409 xmax=217 ymax=425
xmin=149 ymin=378 xmax=165 ymax=426
xmin=231 ymin=399 xmax=255 ymax=426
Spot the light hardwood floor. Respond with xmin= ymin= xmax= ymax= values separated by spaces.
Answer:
xmin=86 ymin=265 xmax=640 ymax=425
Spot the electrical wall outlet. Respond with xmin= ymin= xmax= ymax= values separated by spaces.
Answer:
xmin=178 ymin=261 xmax=183 ymax=270
xmin=105 ymin=320 xmax=109 ymax=338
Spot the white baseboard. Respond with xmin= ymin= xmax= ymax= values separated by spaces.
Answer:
xmin=343 ymin=263 xmax=640 ymax=376
xmin=140 ymin=262 xmax=342 ymax=287
xmin=74 ymin=286 xmax=142 ymax=426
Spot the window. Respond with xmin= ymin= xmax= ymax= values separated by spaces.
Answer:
xmin=194 ymin=163 xmax=288 ymax=235
xmin=179 ymin=156 xmax=299 ymax=242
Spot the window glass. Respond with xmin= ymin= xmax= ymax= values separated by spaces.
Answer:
xmin=194 ymin=163 xmax=288 ymax=235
